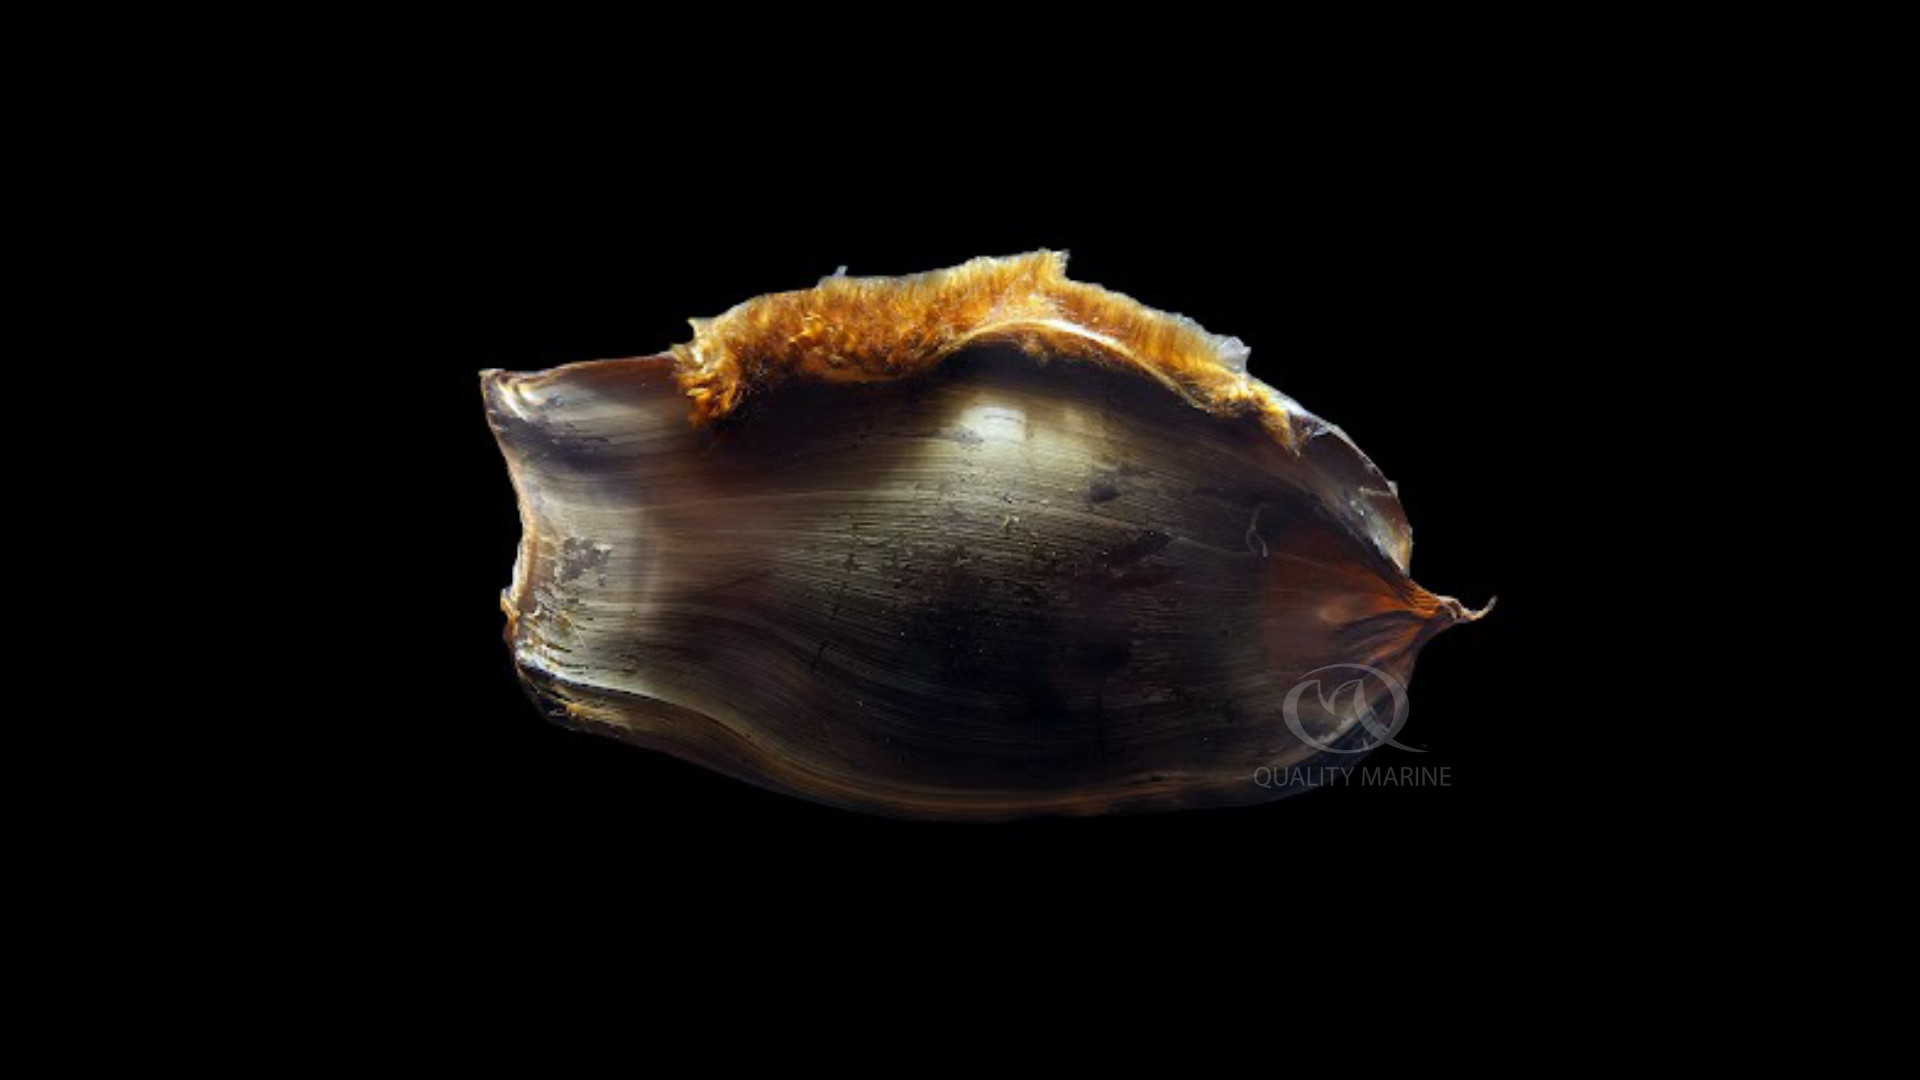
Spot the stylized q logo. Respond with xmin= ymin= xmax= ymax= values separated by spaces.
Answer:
xmin=1282 ymin=663 xmax=1420 ymax=753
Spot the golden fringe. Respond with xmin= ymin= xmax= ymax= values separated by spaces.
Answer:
xmin=670 ymin=251 xmax=1298 ymax=450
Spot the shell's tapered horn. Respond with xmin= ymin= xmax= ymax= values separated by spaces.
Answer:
xmin=483 ymin=251 xmax=1483 ymax=820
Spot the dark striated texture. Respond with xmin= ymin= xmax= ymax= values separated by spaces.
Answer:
xmin=485 ymin=303 xmax=1483 ymax=819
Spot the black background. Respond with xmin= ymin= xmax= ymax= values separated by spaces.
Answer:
xmin=355 ymin=136 xmax=1578 ymax=931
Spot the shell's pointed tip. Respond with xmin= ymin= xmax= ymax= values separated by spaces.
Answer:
xmin=1423 ymin=593 xmax=1495 ymax=632
xmin=1448 ymin=594 xmax=1497 ymax=623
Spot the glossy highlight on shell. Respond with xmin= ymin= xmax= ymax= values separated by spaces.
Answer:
xmin=483 ymin=252 xmax=1484 ymax=820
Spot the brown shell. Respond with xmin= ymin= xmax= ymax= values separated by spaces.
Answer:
xmin=483 ymin=254 xmax=1483 ymax=819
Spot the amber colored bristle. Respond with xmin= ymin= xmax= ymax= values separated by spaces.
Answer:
xmin=670 ymin=250 xmax=1299 ymax=451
